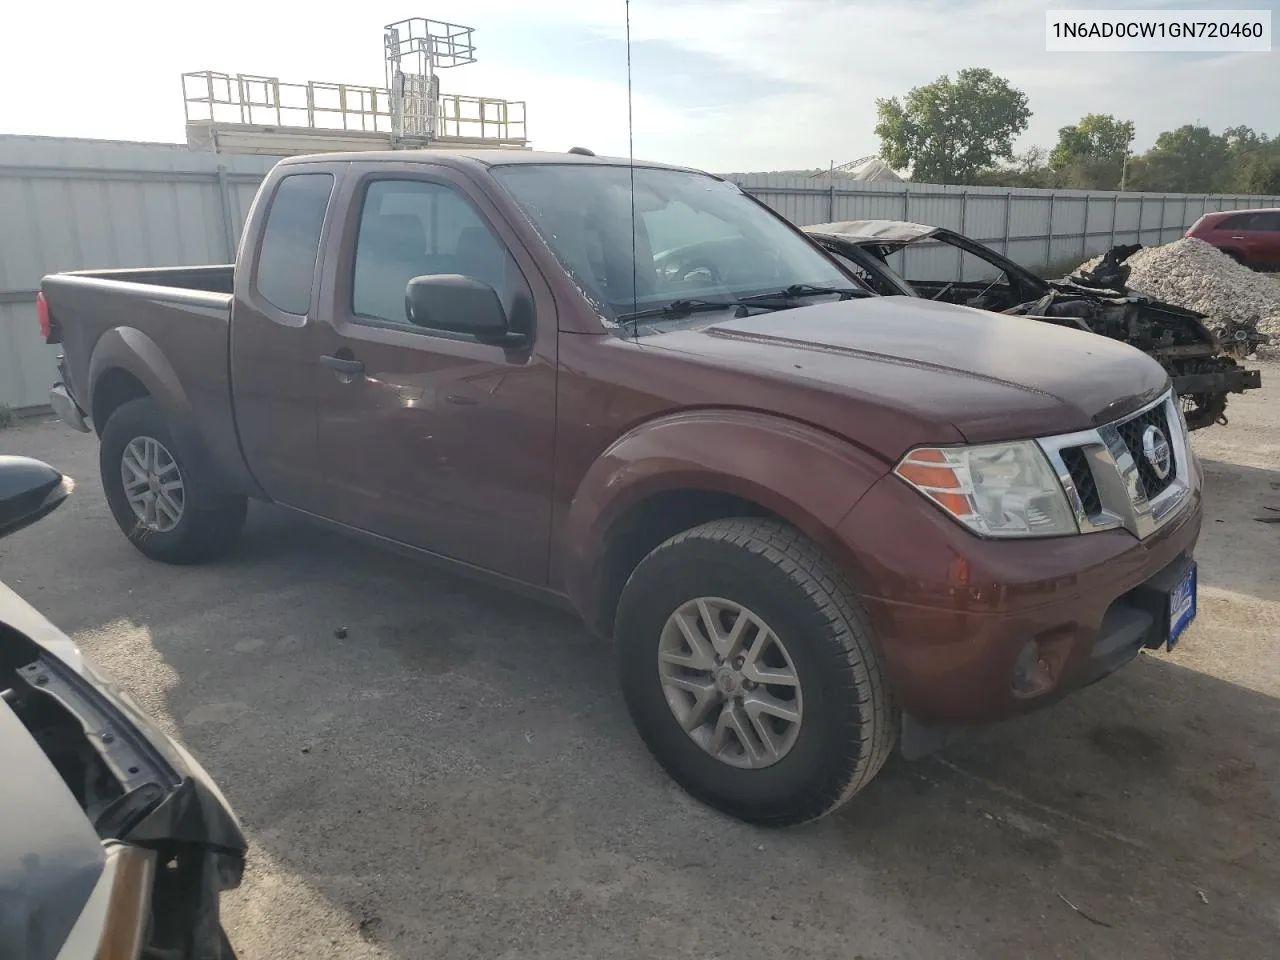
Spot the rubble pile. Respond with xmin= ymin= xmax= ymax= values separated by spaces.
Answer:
xmin=1077 ymin=237 xmax=1280 ymax=335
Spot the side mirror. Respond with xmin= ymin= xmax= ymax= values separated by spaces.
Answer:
xmin=0 ymin=456 xmax=73 ymax=540
xmin=404 ymin=275 xmax=523 ymax=345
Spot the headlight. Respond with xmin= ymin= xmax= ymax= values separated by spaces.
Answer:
xmin=894 ymin=441 xmax=1078 ymax=538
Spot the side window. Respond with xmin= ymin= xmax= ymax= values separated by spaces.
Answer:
xmin=351 ymin=179 xmax=518 ymax=330
xmin=1255 ymin=212 xmax=1280 ymax=232
xmin=255 ymin=173 xmax=334 ymax=315
xmin=1220 ymin=213 xmax=1260 ymax=231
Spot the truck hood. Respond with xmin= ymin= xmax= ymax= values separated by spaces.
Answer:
xmin=650 ymin=296 xmax=1169 ymax=453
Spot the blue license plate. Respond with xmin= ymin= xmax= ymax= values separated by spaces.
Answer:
xmin=1168 ymin=562 xmax=1197 ymax=651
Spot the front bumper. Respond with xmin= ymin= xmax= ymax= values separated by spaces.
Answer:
xmin=834 ymin=467 xmax=1203 ymax=729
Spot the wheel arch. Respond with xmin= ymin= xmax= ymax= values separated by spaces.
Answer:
xmin=560 ymin=410 xmax=889 ymax=638
xmin=90 ymin=367 xmax=151 ymax=436
xmin=87 ymin=328 xmax=233 ymax=493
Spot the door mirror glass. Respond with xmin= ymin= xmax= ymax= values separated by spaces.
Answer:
xmin=0 ymin=456 xmax=72 ymax=540
xmin=405 ymin=274 xmax=513 ymax=342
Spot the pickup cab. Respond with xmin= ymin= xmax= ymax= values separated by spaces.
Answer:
xmin=41 ymin=150 xmax=1203 ymax=825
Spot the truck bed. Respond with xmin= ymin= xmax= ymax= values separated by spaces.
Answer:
xmin=57 ymin=264 xmax=235 ymax=295
xmin=40 ymin=266 xmax=251 ymax=495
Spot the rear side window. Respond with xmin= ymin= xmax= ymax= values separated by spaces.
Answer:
xmin=1220 ymin=213 xmax=1262 ymax=231
xmin=1256 ymin=212 xmax=1280 ymax=231
xmin=255 ymin=173 xmax=335 ymax=315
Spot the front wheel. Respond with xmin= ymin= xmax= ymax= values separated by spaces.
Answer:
xmin=615 ymin=519 xmax=896 ymax=825
xmin=100 ymin=398 xmax=247 ymax=564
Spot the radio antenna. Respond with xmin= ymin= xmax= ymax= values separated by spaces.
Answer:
xmin=626 ymin=0 xmax=638 ymax=341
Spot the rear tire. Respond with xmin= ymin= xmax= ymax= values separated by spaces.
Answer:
xmin=100 ymin=398 xmax=246 ymax=564
xmin=615 ymin=518 xmax=895 ymax=825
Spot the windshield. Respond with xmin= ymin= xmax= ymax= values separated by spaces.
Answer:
xmin=490 ymin=163 xmax=861 ymax=326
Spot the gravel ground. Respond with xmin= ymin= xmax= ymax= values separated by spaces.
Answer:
xmin=2 ymin=368 xmax=1279 ymax=960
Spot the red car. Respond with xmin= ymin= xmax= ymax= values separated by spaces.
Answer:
xmin=1185 ymin=207 xmax=1280 ymax=269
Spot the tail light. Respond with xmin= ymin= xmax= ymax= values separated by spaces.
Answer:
xmin=36 ymin=291 xmax=50 ymax=339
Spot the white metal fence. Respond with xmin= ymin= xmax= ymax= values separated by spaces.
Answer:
xmin=725 ymin=172 xmax=1280 ymax=282
xmin=3 ymin=135 xmax=1278 ymax=412
xmin=0 ymin=136 xmax=276 ymax=413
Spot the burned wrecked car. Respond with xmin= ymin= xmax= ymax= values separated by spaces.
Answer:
xmin=804 ymin=220 xmax=1263 ymax=430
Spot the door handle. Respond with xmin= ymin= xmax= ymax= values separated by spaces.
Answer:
xmin=1230 ymin=236 xmax=1246 ymax=240
xmin=320 ymin=354 xmax=365 ymax=375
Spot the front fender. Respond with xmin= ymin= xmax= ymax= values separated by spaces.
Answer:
xmin=87 ymin=328 xmax=232 ymax=493
xmin=560 ymin=409 xmax=891 ymax=621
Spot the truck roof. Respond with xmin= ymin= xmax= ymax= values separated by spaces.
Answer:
xmin=278 ymin=149 xmax=704 ymax=175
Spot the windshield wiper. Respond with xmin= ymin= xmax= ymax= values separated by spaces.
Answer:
xmin=736 ymin=283 xmax=867 ymax=305
xmin=616 ymin=284 xmax=867 ymax=328
xmin=615 ymin=298 xmax=742 ymax=324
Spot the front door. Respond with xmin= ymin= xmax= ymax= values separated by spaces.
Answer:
xmin=309 ymin=168 xmax=558 ymax=585
xmin=1220 ymin=211 xmax=1280 ymax=267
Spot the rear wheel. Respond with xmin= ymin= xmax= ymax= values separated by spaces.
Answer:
xmin=100 ymin=398 xmax=246 ymax=563
xmin=615 ymin=518 xmax=895 ymax=825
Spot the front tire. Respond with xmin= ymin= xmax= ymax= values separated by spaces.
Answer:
xmin=100 ymin=398 xmax=247 ymax=564
xmin=615 ymin=519 xmax=895 ymax=825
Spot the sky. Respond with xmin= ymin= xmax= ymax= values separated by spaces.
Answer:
xmin=0 ymin=0 xmax=1276 ymax=172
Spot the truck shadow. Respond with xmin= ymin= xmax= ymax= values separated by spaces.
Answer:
xmin=830 ymin=654 xmax=1280 ymax=959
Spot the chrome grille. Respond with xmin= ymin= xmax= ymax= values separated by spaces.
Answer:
xmin=1115 ymin=404 xmax=1177 ymax=499
xmin=1038 ymin=390 xmax=1195 ymax=540
xmin=1059 ymin=446 xmax=1101 ymax=516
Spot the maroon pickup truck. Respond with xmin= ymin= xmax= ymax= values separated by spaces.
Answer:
xmin=41 ymin=150 xmax=1202 ymax=825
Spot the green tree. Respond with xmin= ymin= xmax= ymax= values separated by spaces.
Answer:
xmin=971 ymin=146 xmax=1052 ymax=188
xmin=875 ymin=68 xmax=1032 ymax=184
xmin=1128 ymin=125 xmax=1229 ymax=192
xmin=1048 ymin=113 xmax=1134 ymax=189
xmin=1233 ymin=146 xmax=1280 ymax=194
xmin=1223 ymin=124 xmax=1266 ymax=154
xmin=1220 ymin=126 xmax=1279 ymax=193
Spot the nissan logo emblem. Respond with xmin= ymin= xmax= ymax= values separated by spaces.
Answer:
xmin=1141 ymin=425 xmax=1172 ymax=481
